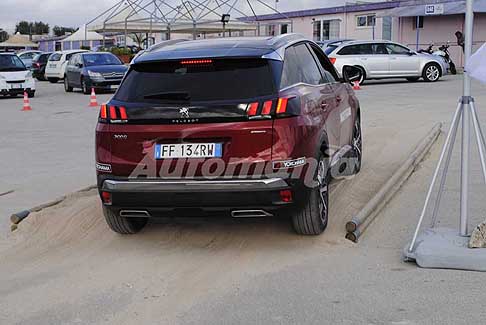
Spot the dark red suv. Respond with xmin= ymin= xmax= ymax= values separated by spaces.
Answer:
xmin=96 ymin=35 xmax=362 ymax=235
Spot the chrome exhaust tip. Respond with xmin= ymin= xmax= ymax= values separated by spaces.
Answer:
xmin=119 ymin=210 xmax=151 ymax=218
xmin=231 ymin=210 xmax=273 ymax=218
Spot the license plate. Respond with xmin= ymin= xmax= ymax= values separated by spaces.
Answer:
xmin=49 ymin=64 xmax=56 ymax=68
xmin=11 ymin=84 xmax=23 ymax=89
xmin=155 ymin=143 xmax=222 ymax=159
xmin=110 ymin=85 xmax=119 ymax=90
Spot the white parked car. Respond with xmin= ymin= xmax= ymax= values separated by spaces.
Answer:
xmin=45 ymin=49 xmax=89 ymax=83
xmin=0 ymin=53 xmax=35 ymax=98
xmin=327 ymin=40 xmax=449 ymax=83
xmin=18 ymin=50 xmax=42 ymax=69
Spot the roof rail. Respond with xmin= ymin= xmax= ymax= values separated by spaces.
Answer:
xmin=146 ymin=39 xmax=189 ymax=53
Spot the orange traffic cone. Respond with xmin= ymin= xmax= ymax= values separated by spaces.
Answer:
xmin=89 ymin=88 xmax=99 ymax=107
xmin=22 ymin=91 xmax=32 ymax=111
xmin=352 ymin=81 xmax=361 ymax=91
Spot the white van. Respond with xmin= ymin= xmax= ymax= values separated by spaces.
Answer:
xmin=45 ymin=49 xmax=89 ymax=83
xmin=0 ymin=53 xmax=35 ymax=98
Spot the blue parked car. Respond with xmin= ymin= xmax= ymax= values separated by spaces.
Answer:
xmin=64 ymin=52 xmax=127 ymax=94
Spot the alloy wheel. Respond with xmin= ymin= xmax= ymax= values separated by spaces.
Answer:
xmin=426 ymin=65 xmax=440 ymax=81
xmin=316 ymin=158 xmax=329 ymax=224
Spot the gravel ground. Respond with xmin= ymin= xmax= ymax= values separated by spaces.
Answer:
xmin=1 ymin=75 xmax=486 ymax=324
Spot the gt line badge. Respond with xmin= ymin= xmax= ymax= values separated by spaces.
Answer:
xmin=273 ymin=157 xmax=306 ymax=169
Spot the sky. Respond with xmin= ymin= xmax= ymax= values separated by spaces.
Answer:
xmin=0 ymin=0 xmax=381 ymax=34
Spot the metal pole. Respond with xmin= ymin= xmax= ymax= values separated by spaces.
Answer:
xmin=415 ymin=16 xmax=420 ymax=51
xmin=470 ymin=102 xmax=486 ymax=184
xmin=430 ymin=104 xmax=460 ymax=228
xmin=408 ymin=102 xmax=463 ymax=252
xmin=471 ymin=101 xmax=486 ymax=159
xmin=461 ymin=99 xmax=470 ymax=236
xmin=460 ymin=0 xmax=475 ymax=236
xmin=125 ymin=19 xmax=128 ymax=48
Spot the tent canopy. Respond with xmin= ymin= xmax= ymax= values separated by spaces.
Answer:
xmin=0 ymin=32 xmax=39 ymax=48
xmin=379 ymin=0 xmax=486 ymax=17
xmin=63 ymin=25 xmax=104 ymax=42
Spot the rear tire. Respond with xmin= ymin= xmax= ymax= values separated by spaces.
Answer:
xmin=449 ymin=62 xmax=457 ymax=75
xmin=291 ymin=153 xmax=329 ymax=235
xmin=27 ymin=91 xmax=35 ymax=98
xmin=103 ymin=206 xmax=148 ymax=234
xmin=48 ymin=78 xmax=59 ymax=84
xmin=64 ymin=77 xmax=73 ymax=92
xmin=422 ymin=63 xmax=441 ymax=82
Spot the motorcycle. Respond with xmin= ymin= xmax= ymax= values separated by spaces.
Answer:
xmin=433 ymin=42 xmax=457 ymax=75
xmin=418 ymin=44 xmax=434 ymax=54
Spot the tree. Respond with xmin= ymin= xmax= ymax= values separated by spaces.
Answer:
xmin=0 ymin=29 xmax=8 ymax=42
xmin=15 ymin=21 xmax=49 ymax=35
xmin=53 ymin=26 xmax=76 ymax=37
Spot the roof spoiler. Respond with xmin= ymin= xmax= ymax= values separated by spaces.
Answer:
xmin=146 ymin=39 xmax=189 ymax=53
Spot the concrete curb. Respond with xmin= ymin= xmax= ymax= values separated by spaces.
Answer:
xmin=9 ymin=185 xmax=97 ymax=229
xmin=345 ymin=123 xmax=443 ymax=243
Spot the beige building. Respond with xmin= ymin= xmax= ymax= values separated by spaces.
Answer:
xmin=252 ymin=0 xmax=486 ymax=67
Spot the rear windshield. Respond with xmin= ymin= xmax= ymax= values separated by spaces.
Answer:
xmin=36 ymin=53 xmax=51 ymax=63
xmin=0 ymin=55 xmax=26 ymax=71
xmin=115 ymin=58 xmax=276 ymax=103
xmin=49 ymin=53 xmax=62 ymax=61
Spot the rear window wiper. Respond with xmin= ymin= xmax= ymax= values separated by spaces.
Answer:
xmin=144 ymin=91 xmax=190 ymax=102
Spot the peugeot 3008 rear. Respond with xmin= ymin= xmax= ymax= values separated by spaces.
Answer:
xmin=96 ymin=35 xmax=362 ymax=235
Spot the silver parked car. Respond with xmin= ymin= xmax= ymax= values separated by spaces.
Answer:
xmin=327 ymin=40 xmax=448 ymax=83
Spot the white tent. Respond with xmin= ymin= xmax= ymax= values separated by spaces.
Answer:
xmin=61 ymin=25 xmax=105 ymax=50
xmin=63 ymin=25 xmax=104 ymax=42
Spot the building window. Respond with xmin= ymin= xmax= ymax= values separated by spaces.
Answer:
xmin=313 ymin=19 xmax=340 ymax=41
xmin=357 ymin=14 xmax=376 ymax=28
xmin=382 ymin=16 xmax=392 ymax=40
xmin=280 ymin=24 xmax=288 ymax=34
xmin=266 ymin=24 xmax=276 ymax=36
xmin=413 ymin=16 xmax=424 ymax=29
xmin=313 ymin=20 xmax=321 ymax=41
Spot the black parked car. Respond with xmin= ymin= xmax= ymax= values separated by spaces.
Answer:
xmin=64 ymin=52 xmax=127 ymax=94
xmin=31 ymin=52 xmax=52 ymax=81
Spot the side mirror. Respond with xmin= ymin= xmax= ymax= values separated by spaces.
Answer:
xmin=408 ymin=51 xmax=416 ymax=56
xmin=342 ymin=65 xmax=362 ymax=84
xmin=76 ymin=63 xmax=83 ymax=68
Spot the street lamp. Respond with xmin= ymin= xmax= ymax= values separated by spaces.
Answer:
xmin=221 ymin=14 xmax=230 ymax=38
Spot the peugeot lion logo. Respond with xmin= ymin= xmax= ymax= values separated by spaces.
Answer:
xmin=179 ymin=107 xmax=190 ymax=118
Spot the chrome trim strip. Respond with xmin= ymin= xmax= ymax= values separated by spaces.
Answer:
xmin=102 ymin=178 xmax=289 ymax=192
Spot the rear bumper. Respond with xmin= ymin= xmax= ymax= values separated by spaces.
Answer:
xmin=99 ymin=178 xmax=299 ymax=216
xmin=102 ymin=178 xmax=288 ymax=192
